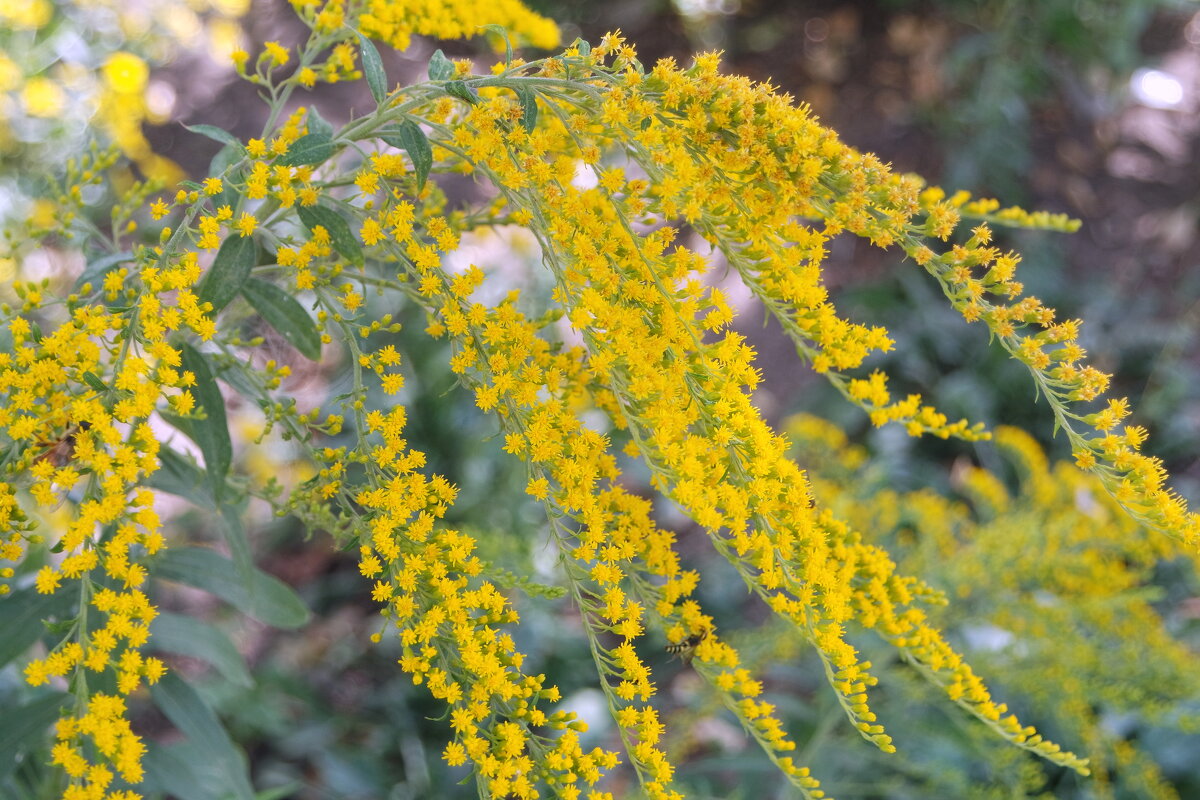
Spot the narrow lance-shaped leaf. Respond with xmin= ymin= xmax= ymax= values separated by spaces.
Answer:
xmin=380 ymin=120 xmax=433 ymax=190
xmin=183 ymin=122 xmax=242 ymax=149
xmin=179 ymin=343 xmax=232 ymax=496
xmin=356 ymin=31 xmax=388 ymax=104
xmin=152 ymin=546 xmax=310 ymax=629
xmin=241 ymin=277 xmax=322 ymax=360
xmin=145 ymin=447 xmax=210 ymax=506
xmin=218 ymin=485 xmax=255 ymax=588
xmin=276 ymin=132 xmax=334 ymax=167
xmin=296 ymin=202 xmax=364 ymax=265
xmin=0 ymin=586 xmax=74 ymax=668
xmin=197 ymin=233 xmax=255 ymax=313
xmin=305 ymin=106 xmax=334 ymax=139
xmin=82 ymin=370 xmax=111 ymax=394
xmin=517 ymin=86 xmax=538 ymax=133
xmin=73 ymin=251 xmax=133 ymax=292
xmin=0 ymin=693 xmax=67 ymax=783
xmin=142 ymin=744 xmax=237 ymax=800
xmin=481 ymin=24 xmax=514 ymax=67
xmin=150 ymin=674 xmax=255 ymax=800
xmin=149 ymin=613 xmax=254 ymax=688
xmin=444 ymin=80 xmax=479 ymax=105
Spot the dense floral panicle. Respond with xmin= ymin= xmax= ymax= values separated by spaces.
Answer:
xmin=328 ymin=124 xmax=816 ymax=791
xmin=900 ymin=191 xmax=1199 ymax=546
xmin=434 ymin=57 xmax=1088 ymax=775
xmin=791 ymin=416 xmax=1198 ymax=796
xmin=346 ymin=401 xmax=623 ymax=798
xmin=426 ymin=276 xmax=821 ymax=798
xmin=0 ymin=160 xmax=237 ymax=795
xmin=509 ymin=42 xmax=1193 ymax=544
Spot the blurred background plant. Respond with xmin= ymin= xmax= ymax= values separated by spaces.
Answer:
xmin=0 ymin=0 xmax=252 ymax=225
xmin=2 ymin=0 xmax=1199 ymax=798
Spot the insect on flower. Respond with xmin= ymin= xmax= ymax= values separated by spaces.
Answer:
xmin=665 ymin=627 xmax=711 ymax=663
xmin=34 ymin=421 xmax=90 ymax=468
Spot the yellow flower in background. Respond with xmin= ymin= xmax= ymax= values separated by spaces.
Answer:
xmin=356 ymin=0 xmax=560 ymax=52
xmin=209 ymin=0 xmax=251 ymax=16
xmin=0 ymin=0 xmax=53 ymax=29
xmin=30 ymin=199 xmax=56 ymax=229
xmin=103 ymin=52 xmax=150 ymax=95
xmin=0 ymin=55 xmax=21 ymax=92
xmin=21 ymin=76 xmax=65 ymax=117
xmin=208 ymin=17 xmax=246 ymax=63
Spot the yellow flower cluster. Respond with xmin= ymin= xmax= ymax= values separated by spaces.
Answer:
xmin=2 ymin=154 xmax=228 ymax=798
xmin=903 ymin=190 xmax=1198 ymax=546
xmin=430 ymin=41 xmax=1093 ymax=779
xmin=51 ymin=692 xmax=148 ymax=799
xmin=346 ymin=0 xmax=560 ymax=52
xmin=790 ymin=416 xmax=1200 ymax=797
xmin=348 ymin=401 xmax=624 ymax=798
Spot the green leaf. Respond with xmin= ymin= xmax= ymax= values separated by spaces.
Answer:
xmin=213 ymin=358 xmax=264 ymax=403
xmin=0 ymin=692 xmax=67 ymax=782
xmin=444 ymin=79 xmax=478 ymax=105
xmin=82 ymin=370 xmax=110 ymax=393
xmin=179 ymin=343 xmax=232 ymax=496
xmin=305 ymin=106 xmax=334 ymax=139
xmin=152 ymin=547 xmax=310 ymax=629
xmin=209 ymin=143 xmax=244 ymax=211
xmin=198 ymin=233 xmax=256 ymax=312
xmin=276 ymin=132 xmax=334 ymax=167
xmin=143 ymin=743 xmax=235 ymax=800
xmin=209 ymin=142 xmax=243 ymax=177
xmin=516 ymin=86 xmax=538 ymax=133
xmin=184 ymin=122 xmax=242 ymax=149
xmin=146 ymin=447 xmax=211 ymax=505
xmin=241 ymin=277 xmax=322 ymax=360
xmin=574 ymin=37 xmax=591 ymax=56
xmin=72 ymin=251 xmax=134 ymax=292
xmin=357 ymin=32 xmax=388 ymax=104
xmin=481 ymin=24 xmax=513 ymax=67
xmin=296 ymin=202 xmax=363 ymax=266
xmin=428 ymin=48 xmax=454 ymax=81
xmin=150 ymin=673 xmax=255 ymax=800
xmin=380 ymin=120 xmax=433 ymax=190
xmin=0 ymin=585 xmax=74 ymax=668
xmin=149 ymin=612 xmax=253 ymax=688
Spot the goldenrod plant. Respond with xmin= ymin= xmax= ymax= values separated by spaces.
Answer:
xmin=0 ymin=0 xmax=1196 ymax=798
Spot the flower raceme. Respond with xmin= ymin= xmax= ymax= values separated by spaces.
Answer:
xmin=2 ymin=2 xmax=1196 ymax=799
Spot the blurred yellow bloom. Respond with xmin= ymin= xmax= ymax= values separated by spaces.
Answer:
xmin=102 ymin=52 xmax=149 ymax=95
xmin=209 ymin=0 xmax=251 ymax=15
xmin=21 ymin=76 xmax=65 ymax=117
xmin=0 ymin=55 xmax=21 ymax=93
xmin=209 ymin=18 xmax=245 ymax=63
xmin=30 ymin=199 xmax=56 ymax=230
xmin=0 ymin=0 xmax=52 ymax=28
